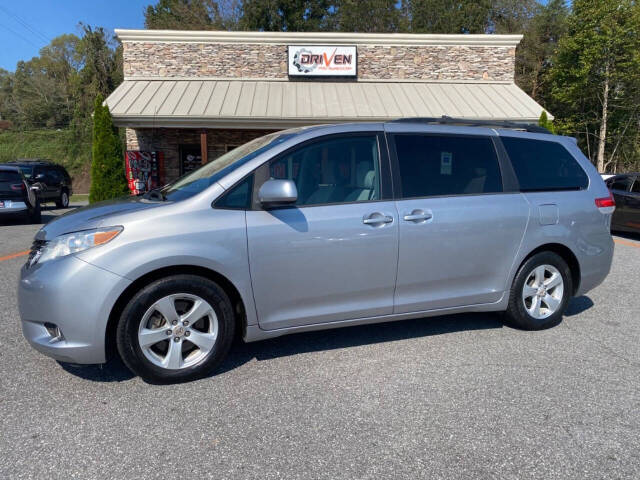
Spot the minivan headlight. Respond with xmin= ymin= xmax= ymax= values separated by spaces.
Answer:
xmin=36 ymin=227 xmax=123 ymax=265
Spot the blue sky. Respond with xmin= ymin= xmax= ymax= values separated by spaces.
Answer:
xmin=0 ymin=1 xmax=152 ymax=71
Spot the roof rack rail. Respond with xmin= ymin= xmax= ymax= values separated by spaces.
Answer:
xmin=391 ymin=116 xmax=551 ymax=134
xmin=8 ymin=158 xmax=54 ymax=164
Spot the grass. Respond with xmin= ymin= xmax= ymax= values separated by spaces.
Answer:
xmin=70 ymin=194 xmax=89 ymax=203
xmin=0 ymin=128 xmax=91 ymax=177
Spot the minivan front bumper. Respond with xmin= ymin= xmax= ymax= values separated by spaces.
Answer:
xmin=18 ymin=255 xmax=131 ymax=364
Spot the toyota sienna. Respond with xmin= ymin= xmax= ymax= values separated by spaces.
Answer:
xmin=18 ymin=119 xmax=615 ymax=383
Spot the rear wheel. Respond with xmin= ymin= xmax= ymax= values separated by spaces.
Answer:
xmin=505 ymin=251 xmax=572 ymax=330
xmin=116 ymin=275 xmax=235 ymax=383
xmin=56 ymin=189 xmax=69 ymax=208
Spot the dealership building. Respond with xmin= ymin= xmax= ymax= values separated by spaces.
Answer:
xmin=105 ymin=29 xmax=548 ymax=184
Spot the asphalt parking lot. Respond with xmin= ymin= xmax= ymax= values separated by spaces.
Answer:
xmin=1 ymin=205 xmax=639 ymax=480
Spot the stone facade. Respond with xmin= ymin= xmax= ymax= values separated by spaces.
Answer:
xmin=123 ymin=42 xmax=516 ymax=82
xmin=127 ymin=127 xmax=274 ymax=181
xmin=121 ymin=33 xmax=519 ymax=182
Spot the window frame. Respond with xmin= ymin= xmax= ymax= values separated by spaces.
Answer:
xmin=212 ymin=131 xmax=393 ymax=211
xmin=212 ymin=173 xmax=255 ymax=211
xmin=387 ymin=132 xmax=517 ymax=201
xmin=497 ymin=136 xmax=590 ymax=193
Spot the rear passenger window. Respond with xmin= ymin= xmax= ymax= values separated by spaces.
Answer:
xmin=501 ymin=137 xmax=588 ymax=191
xmin=393 ymin=134 xmax=503 ymax=198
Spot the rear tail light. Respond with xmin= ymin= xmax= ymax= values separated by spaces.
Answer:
xmin=595 ymin=192 xmax=615 ymax=212
xmin=10 ymin=183 xmax=25 ymax=191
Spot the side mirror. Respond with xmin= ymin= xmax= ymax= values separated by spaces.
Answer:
xmin=30 ymin=185 xmax=41 ymax=192
xmin=258 ymin=179 xmax=298 ymax=207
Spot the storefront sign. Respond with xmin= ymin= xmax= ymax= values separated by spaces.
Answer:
xmin=125 ymin=151 xmax=163 ymax=194
xmin=288 ymin=45 xmax=357 ymax=77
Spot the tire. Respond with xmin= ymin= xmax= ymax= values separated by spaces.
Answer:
xmin=116 ymin=275 xmax=235 ymax=384
xmin=504 ymin=251 xmax=572 ymax=330
xmin=56 ymin=189 xmax=69 ymax=208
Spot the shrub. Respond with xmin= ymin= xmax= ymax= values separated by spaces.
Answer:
xmin=538 ymin=111 xmax=556 ymax=134
xmin=89 ymin=94 xmax=128 ymax=203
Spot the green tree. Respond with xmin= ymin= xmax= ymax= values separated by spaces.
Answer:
xmin=490 ymin=0 xmax=538 ymax=34
xmin=515 ymin=0 xmax=569 ymax=101
xmin=0 ymin=69 xmax=15 ymax=124
xmin=145 ymin=0 xmax=240 ymax=30
xmin=240 ymin=0 xmax=333 ymax=31
xmin=89 ymin=94 xmax=128 ymax=203
xmin=334 ymin=0 xmax=407 ymax=33
xmin=548 ymin=0 xmax=640 ymax=172
xmin=0 ymin=27 xmax=121 ymax=132
xmin=408 ymin=0 xmax=491 ymax=33
xmin=70 ymin=25 xmax=122 ymax=133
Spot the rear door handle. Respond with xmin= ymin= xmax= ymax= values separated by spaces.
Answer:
xmin=363 ymin=213 xmax=394 ymax=226
xmin=403 ymin=209 xmax=432 ymax=223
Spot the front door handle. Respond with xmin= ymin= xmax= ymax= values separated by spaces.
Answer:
xmin=363 ymin=213 xmax=393 ymax=226
xmin=403 ymin=209 xmax=432 ymax=223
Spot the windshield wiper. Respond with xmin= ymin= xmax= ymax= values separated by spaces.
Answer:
xmin=142 ymin=188 xmax=166 ymax=201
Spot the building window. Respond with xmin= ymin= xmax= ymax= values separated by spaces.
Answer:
xmin=179 ymin=144 xmax=202 ymax=175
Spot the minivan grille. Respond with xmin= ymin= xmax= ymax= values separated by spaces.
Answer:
xmin=26 ymin=239 xmax=46 ymax=268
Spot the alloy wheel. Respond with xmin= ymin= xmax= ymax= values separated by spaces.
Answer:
xmin=521 ymin=264 xmax=564 ymax=320
xmin=137 ymin=293 xmax=219 ymax=370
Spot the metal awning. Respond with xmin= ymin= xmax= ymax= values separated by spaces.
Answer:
xmin=105 ymin=79 xmax=550 ymax=129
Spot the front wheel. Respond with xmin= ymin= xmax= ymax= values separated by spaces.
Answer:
xmin=116 ymin=275 xmax=235 ymax=383
xmin=505 ymin=252 xmax=572 ymax=330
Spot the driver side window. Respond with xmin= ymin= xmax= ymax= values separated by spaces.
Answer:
xmin=268 ymin=135 xmax=380 ymax=207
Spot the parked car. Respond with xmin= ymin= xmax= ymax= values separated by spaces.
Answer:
xmin=0 ymin=165 xmax=41 ymax=223
xmin=6 ymin=160 xmax=72 ymax=208
xmin=604 ymin=173 xmax=640 ymax=233
xmin=18 ymin=119 xmax=615 ymax=383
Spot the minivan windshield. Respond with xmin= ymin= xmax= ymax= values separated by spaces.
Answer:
xmin=158 ymin=131 xmax=294 ymax=201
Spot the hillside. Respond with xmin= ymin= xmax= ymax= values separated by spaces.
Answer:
xmin=0 ymin=128 xmax=92 ymax=193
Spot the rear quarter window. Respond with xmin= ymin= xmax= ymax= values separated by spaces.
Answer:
xmin=501 ymin=137 xmax=589 ymax=191
xmin=609 ymin=176 xmax=634 ymax=192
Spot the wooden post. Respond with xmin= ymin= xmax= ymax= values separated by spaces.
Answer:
xmin=200 ymin=131 xmax=208 ymax=165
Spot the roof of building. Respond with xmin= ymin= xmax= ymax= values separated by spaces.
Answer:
xmin=114 ymin=29 xmax=523 ymax=47
xmin=106 ymin=78 xmax=550 ymax=129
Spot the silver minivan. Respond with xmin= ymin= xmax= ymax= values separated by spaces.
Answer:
xmin=18 ymin=120 xmax=615 ymax=383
